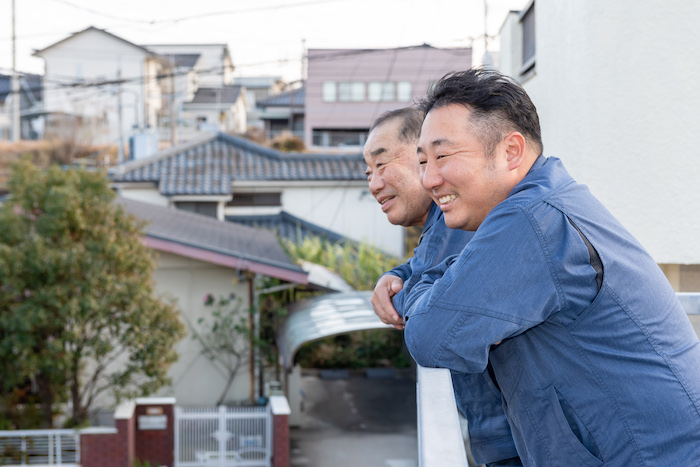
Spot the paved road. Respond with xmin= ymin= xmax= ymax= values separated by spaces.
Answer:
xmin=290 ymin=369 xmax=418 ymax=467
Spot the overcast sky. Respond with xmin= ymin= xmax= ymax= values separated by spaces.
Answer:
xmin=1 ymin=0 xmax=527 ymax=81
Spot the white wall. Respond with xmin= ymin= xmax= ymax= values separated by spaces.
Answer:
xmin=152 ymin=252 xmax=253 ymax=406
xmin=281 ymin=184 xmax=405 ymax=257
xmin=499 ymin=0 xmax=700 ymax=264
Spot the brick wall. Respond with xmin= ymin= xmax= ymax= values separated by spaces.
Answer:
xmin=134 ymin=400 xmax=175 ymax=467
xmin=270 ymin=395 xmax=291 ymax=467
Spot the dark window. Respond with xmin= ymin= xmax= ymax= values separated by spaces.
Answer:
xmin=312 ymin=128 xmax=368 ymax=147
xmin=520 ymin=0 xmax=536 ymax=75
xmin=227 ymin=192 xmax=281 ymax=207
xmin=174 ymin=201 xmax=218 ymax=218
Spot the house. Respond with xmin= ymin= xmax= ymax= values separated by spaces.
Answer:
xmin=117 ymin=196 xmax=308 ymax=405
xmin=304 ymin=44 xmax=472 ymax=149
xmin=0 ymin=73 xmax=43 ymax=140
xmin=233 ymin=76 xmax=289 ymax=130
xmin=110 ymin=132 xmax=407 ymax=257
xmin=33 ymin=27 xmax=168 ymax=147
xmin=498 ymin=0 xmax=700 ymax=290
xmin=143 ymin=43 xmax=235 ymax=88
xmin=183 ymin=85 xmax=248 ymax=134
xmin=256 ymin=85 xmax=305 ymax=141
xmin=144 ymin=44 xmax=240 ymax=140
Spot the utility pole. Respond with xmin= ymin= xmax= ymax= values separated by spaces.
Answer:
xmin=169 ymin=57 xmax=178 ymax=146
xmin=11 ymin=0 xmax=20 ymax=141
xmin=117 ymin=69 xmax=125 ymax=164
xmin=482 ymin=0 xmax=493 ymax=68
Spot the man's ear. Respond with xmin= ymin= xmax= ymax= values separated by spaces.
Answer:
xmin=503 ymin=132 xmax=527 ymax=171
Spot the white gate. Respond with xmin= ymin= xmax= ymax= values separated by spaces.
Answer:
xmin=0 ymin=429 xmax=80 ymax=466
xmin=174 ymin=405 xmax=271 ymax=467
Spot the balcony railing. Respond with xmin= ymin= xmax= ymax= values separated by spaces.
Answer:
xmin=417 ymin=292 xmax=700 ymax=467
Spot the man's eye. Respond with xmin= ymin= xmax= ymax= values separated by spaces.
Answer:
xmin=419 ymin=160 xmax=427 ymax=165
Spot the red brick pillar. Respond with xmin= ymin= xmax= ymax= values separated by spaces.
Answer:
xmin=80 ymin=401 xmax=136 ymax=467
xmin=269 ymin=395 xmax=291 ymax=467
xmin=134 ymin=397 xmax=176 ymax=467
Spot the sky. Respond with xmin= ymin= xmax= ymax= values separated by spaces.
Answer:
xmin=1 ymin=0 xmax=527 ymax=81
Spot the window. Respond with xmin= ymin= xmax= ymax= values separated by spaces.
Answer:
xmin=397 ymin=82 xmax=412 ymax=102
xmin=227 ymin=192 xmax=282 ymax=207
xmin=368 ymin=82 xmax=396 ymax=102
xmin=520 ymin=0 xmax=536 ymax=75
xmin=368 ymin=82 xmax=382 ymax=102
xmin=338 ymin=82 xmax=365 ymax=102
xmin=174 ymin=202 xmax=218 ymax=218
xmin=322 ymin=81 xmax=337 ymax=102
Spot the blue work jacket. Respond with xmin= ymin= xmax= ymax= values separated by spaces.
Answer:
xmin=387 ymin=203 xmax=521 ymax=465
xmin=404 ymin=156 xmax=700 ymax=466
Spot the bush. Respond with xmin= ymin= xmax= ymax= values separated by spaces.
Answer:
xmin=270 ymin=131 xmax=305 ymax=152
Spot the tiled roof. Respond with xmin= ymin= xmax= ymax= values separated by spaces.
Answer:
xmin=257 ymin=86 xmax=305 ymax=108
xmin=117 ymin=197 xmax=304 ymax=275
xmin=111 ymin=133 xmax=365 ymax=196
xmin=226 ymin=211 xmax=348 ymax=244
xmin=188 ymin=85 xmax=242 ymax=105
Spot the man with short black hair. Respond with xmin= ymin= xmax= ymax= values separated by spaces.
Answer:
xmin=400 ymin=68 xmax=700 ymax=465
xmin=365 ymin=107 xmax=521 ymax=466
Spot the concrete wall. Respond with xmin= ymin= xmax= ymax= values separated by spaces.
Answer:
xmin=305 ymin=46 xmax=472 ymax=148
xmin=152 ymin=251 xmax=253 ymax=405
xmin=499 ymin=1 xmax=700 ymax=288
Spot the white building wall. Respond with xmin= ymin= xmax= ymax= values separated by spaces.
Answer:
xmin=281 ymin=184 xmax=405 ymax=257
xmin=152 ymin=252 xmax=252 ymax=406
xmin=117 ymin=187 xmax=170 ymax=207
xmin=499 ymin=0 xmax=700 ymax=265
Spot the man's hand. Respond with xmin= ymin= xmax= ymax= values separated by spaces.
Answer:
xmin=371 ymin=275 xmax=405 ymax=330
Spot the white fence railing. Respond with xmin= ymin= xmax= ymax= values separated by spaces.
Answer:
xmin=0 ymin=430 xmax=79 ymax=467
xmin=175 ymin=405 xmax=272 ymax=467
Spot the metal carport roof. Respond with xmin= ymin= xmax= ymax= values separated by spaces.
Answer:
xmin=277 ymin=291 xmax=394 ymax=369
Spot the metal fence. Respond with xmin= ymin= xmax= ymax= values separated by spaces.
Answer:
xmin=174 ymin=405 xmax=272 ymax=467
xmin=0 ymin=430 xmax=79 ymax=467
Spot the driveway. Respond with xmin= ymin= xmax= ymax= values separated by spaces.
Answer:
xmin=290 ymin=368 xmax=418 ymax=467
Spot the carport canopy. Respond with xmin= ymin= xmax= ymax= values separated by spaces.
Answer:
xmin=277 ymin=291 xmax=395 ymax=369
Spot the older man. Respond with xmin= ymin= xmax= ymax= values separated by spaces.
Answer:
xmin=402 ymin=68 xmax=700 ymax=465
xmin=365 ymin=107 xmax=521 ymax=467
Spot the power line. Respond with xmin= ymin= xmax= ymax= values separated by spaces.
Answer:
xmin=42 ymin=0 xmax=354 ymax=26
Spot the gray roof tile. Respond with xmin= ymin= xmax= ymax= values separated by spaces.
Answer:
xmin=117 ymin=196 xmax=303 ymax=274
xmin=189 ymin=85 xmax=242 ymax=104
xmin=112 ymin=133 xmax=365 ymax=196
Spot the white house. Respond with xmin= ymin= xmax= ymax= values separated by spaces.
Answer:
xmin=110 ymin=133 xmax=406 ymax=258
xmin=33 ymin=27 xmax=167 ymax=147
xmin=498 ymin=0 xmax=700 ymax=291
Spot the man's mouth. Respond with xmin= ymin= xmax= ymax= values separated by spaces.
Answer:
xmin=379 ymin=195 xmax=396 ymax=206
xmin=438 ymin=194 xmax=457 ymax=205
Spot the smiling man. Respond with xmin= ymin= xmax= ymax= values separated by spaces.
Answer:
xmin=403 ymin=68 xmax=700 ymax=465
xmin=364 ymin=107 xmax=521 ymax=467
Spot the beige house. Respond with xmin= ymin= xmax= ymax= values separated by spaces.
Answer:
xmin=118 ymin=197 xmax=308 ymax=406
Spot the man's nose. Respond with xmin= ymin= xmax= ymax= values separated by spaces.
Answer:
xmin=421 ymin=161 xmax=443 ymax=190
xmin=369 ymin=173 xmax=384 ymax=195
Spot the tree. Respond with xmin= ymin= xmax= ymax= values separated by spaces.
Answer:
xmin=189 ymin=294 xmax=250 ymax=406
xmin=0 ymin=161 xmax=185 ymax=428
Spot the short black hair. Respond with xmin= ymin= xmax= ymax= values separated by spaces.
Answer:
xmin=418 ymin=68 xmax=543 ymax=156
xmin=369 ymin=107 xmax=424 ymax=144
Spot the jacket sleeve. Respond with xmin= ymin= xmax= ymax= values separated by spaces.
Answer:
xmin=403 ymin=206 xmax=562 ymax=374
xmin=381 ymin=259 xmax=413 ymax=283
